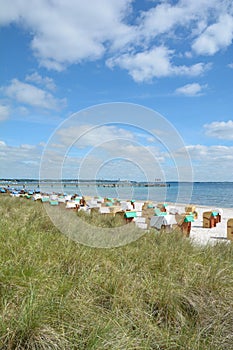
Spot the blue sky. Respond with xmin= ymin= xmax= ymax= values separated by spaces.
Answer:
xmin=0 ymin=0 xmax=233 ymax=181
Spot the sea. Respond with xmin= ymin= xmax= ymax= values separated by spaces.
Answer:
xmin=1 ymin=181 xmax=233 ymax=208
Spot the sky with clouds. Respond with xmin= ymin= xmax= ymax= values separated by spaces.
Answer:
xmin=0 ymin=0 xmax=233 ymax=181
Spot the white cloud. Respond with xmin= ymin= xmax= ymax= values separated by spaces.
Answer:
xmin=107 ymin=46 xmax=172 ymax=81
xmin=175 ymin=144 xmax=233 ymax=181
xmin=107 ymin=47 xmax=210 ymax=82
xmin=204 ymin=120 xmax=233 ymax=140
xmin=172 ymin=63 xmax=211 ymax=76
xmin=0 ymin=141 xmax=42 ymax=178
xmin=57 ymin=124 xmax=135 ymax=148
xmin=228 ymin=63 xmax=233 ymax=68
xmin=0 ymin=0 xmax=133 ymax=70
xmin=41 ymin=124 xmax=169 ymax=181
xmin=185 ymin=144 xmax=233 ymax=161
xmin=0 ymin=140 xmax=7 ymax=147
xmin=0 ymin=0 xmax=232 ymax=70
xmin=1 ymin=134 xmax=232 ymax=181
xmin=39 ymin=142 xmax=46 ymax=148
xmin=192 ymin=14 xmax=233 ymax=55
xmin=3 ymin=79 xmax=65 ymax=110
xmin=99 ymin=139 xmax=164 ymax=160
xmin=25 ymin=72 xmax=56 ymax=91
xmin=105 ymin=0 xmax=230 ymax=81
xmin=175 ymin=83 xmax=207 ymax=96
xmin=138 ymin=1 xmax=192 ymax=40
xmin=20 ymin=144 xmax=36 ymax=150
xmin=77 ymin=139 xmax=166 ymax=181
xmin=0 ymin=0 xmax=22 ymax=25
xmin=0 ymin=104 xmax=10 ymax=121
xmin=0 ymin=1 xmax=233 ymax=86
xmin=0 ymin=140 xmax=80 ymax=178
xmin=176 ymin=144 xmax=233 ymax=164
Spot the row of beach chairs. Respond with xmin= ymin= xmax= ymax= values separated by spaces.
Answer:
xmin=4 ymin=189 xmax=233 ymax=241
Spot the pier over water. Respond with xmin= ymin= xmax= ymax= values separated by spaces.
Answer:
xmin=0 ymin=179 xmax=169 ymax=189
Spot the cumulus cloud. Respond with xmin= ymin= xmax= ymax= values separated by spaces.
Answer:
xmin=78 ymin=140 xmax=166 ymax=181
xmin=0 ymin=0 xmax=232 ymax=81
xmin=176 ymin=144 xmax=233 ymax=164
xmin=0 ymin=104 xmax=10 ymax=121
xmin=175 ymin=83 xmax=207 ymax=96
xmin=107 ymin=47 xmax=210 ymax=82
xmin=40 ymin=123 xmax=170 ymax=181
xmin=107 ymin=46 xmax=173 ymax=81
xmin=3 ymin=79 xmax=65 ymax=110
xmin=99 ymin=139 xmax=164 ymax=161
xmin=204 ymin=120 xmax=233 ymax=140
xmin=0 ymin=140 xmax=82 ymax=178
xmin=25 ymin=72 xmax=56 ymax=91
xmin=175 ymin=144 xmax=233 ymax=181
xmin=1 ymin=134 xmax=232 ymax=180
xmin=138 ymin=2 xmax=188 ymax=39
xmin=56 ymin=124 xmax=135 ymax=148
xmin=0 ymin=0 xmax=133 ymax=70
xmin=185 ymin=144 xmax=233 ymax=161
xmin=0 ymin=141 xmax=42 ymax=178
xmin=192 ymin=14 xmax=233 ymax=55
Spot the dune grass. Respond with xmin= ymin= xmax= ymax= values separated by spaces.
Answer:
xmin=0 ymin=195 xmax=233 ymax=349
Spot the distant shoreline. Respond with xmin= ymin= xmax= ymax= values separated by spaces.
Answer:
xmin=1 ymin=181 xmax=233 ymax=208
xmin=1 ymin=179 xmax=233 ymax=184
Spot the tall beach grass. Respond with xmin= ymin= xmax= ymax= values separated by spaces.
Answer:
xmin=0 ymin=195 xmax=233 ymax=349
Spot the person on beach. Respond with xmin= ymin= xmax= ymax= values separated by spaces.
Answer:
xmin=131 ymin=200 xmax=135 ymax=209
xmin=80 ymin=196 xmax=86 ymax=207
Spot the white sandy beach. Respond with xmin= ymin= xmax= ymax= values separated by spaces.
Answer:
xmin=171 ymin=204 xmax=233 ymax=246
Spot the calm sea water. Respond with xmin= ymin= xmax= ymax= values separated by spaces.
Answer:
xmin=3 ymin=182 xmax=233 ymax=208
